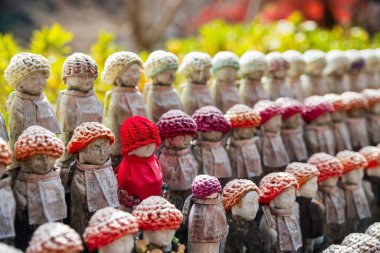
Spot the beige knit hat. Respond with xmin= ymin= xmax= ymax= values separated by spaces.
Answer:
xmin=62 ymin=52 xmax=98 ymax=84
xmin=211 ymin=51 xmax=239 ymax=75
xmin=179 ymin=52 xmax=212 ymax=79
xmin=303 ymin=50 xmax=326 ymax=74
xmin=324 ymin=50 xmax=349 ymax=76
xmin=4 ymin=52 xmax=50 ymax=88
xmin=282 ymin=50 xmax=305 ymax=74
xmin=101 ymin=51 xmax=143 ymax=85
xmin=239 ymin=51 xmax=268 ymax=76
xmin=144 ymin=50 xmax=179 ymax=78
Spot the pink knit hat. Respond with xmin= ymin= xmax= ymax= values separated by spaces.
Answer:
xmin=336 ymin=150 xmax=368 ymax=174
xmin=253 ymin=100 xmax=282 ymax=124
xmin=360 ymin=146 xmax=380 ymax=169
xmin=259 ymin=172 xmax=298 ymax=205
xmin=192 ymin=106 xmax=230 ymax=134
xmin=308 ymin=152 xmax=344 ymax=183
xmin=224 ymin=104 xmax=261 ymax=128
xmin=302 ymin=96 xmax=333 ymax=123
xmin=192 ymin=175 xmax=222 ymax=199
xmin=276 ymin=97 xmax=304 ymax=120
xmin=157 ymin=110 xmax=197 ymax=139
xmin=285 ymin=162 xmax=320 ymax=188
xmin=342 ymin=91 xmax=368 ymax=112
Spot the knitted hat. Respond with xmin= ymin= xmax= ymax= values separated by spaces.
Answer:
xmin=222 ymin=179 xmax=259 ymax=212
xmin=239 ymin=51 xmax=268 ymax=76
xmin=101 ymin=51 xmax=143 ymax=85
xmin=324 ymin=93 xmax=346 ymax=112
xmin=361 ymin=49 xmax=379 ymax=71
xmin=67 ymin=122 xmax=115 ymax=154
xmin=365 ymin=222 xmax=380 ymax=240
xmin=336 ymin=150 xmax=368 ymax=174
xmin=224 ymin=104 xmax=261 ymax=128
xmin=345 ymin=50 xmax=366 ymax=72
xmin=62 ymin=53 xmax=98 ymax=83
xmin=26 ymin=222 xmax=83 ymax=253
xmin=192 ymin=174 xmax=222 ymax=199
xmin=302 ymin=96 xmax=333 ymax=123
xmin=324 ymin=50 xmax=349 ymax=76
xmin=119 ymin=116 xmax=161 ymax=156
xmin=282 ymin=50 xmax=305 ymax=73
xmin=362 ymin=89 xmax=380 ymax=107
xmin=192 ymin=106 xmax=230 ymax=134
xmin=0 ymin=243 xmax=22 ymax=253
xmin=266 ymin=52 xmax=289 ymax=72
xmin=342 ymin=91 xmax=368 ymax=112
xmin=259 ymin=172 xmax=298 ymax=205
xmin=179 ymin=52 xmax=212 ymax=79
xmin=132 ymin=196 xmax=183 ymax=231
xmin=157 ymin=110 xmax=197 ymax=139
xmin=276 ymin=97 xmax=303 ymax=120
xmin=322 ymin=245 xmax=352 ymax=253
xmin=359 ymin=146 xmax=380 ymax=169
xmin=303 ymin=50 xmax=326 ymax=66
xmin=341 ymin=233 xmax=380 ymax=252
xmin=285 ymin=162 xmax=320 ymax=188
xmin=83 ymin=207 xmax=139 ymax=251
xmin=15 ymin=126 xmax=64 ymax=160
xmin=4 ymin=53 xmax=50 ymax=88
xmin=253 ymin=100 xmax=282 ymax=124
xmin=144 ymin=50 xmax=179 ymax=78
xmin=0 ymin=138 xmax=12 ymax=165
xmin=211 ymin=51 xmax=239 ymax=75
xmin=307 ymin=153 xmax=344 ymax=183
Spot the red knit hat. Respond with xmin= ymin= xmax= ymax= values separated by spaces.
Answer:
xmin=259 ymin=172 xmax=298 ymax=205
xmin=222 ymin=179 xmax=259 ymax=212
xmin=132 ymin=196 xmax=183 ymax=231
xmin=342 ymin=91 xmax=368 ymax=112
xmin=285 ymin=162 xmax=320 ymax=188
xmin=0 ymin=138 xmax=12 ymax=165
xmin=224 ymin=104 xmax=261 ymax=128
xmin=360 ymin=146 xmax=380 ymax=169
xmin=253 ymin=100 xmax=282 ymax=124
xmin=302 ymin=96 xmax=333 ymax=123
xmin=362 ymin=89 xmax=380 ymax=107
xmin=157 ymin=110 xmax=197 ymax=139
xmin=192 ymin=175 xmax=222 ymax=199
xmin=67 ymin=122 xmax=115 ymax=154
xmin=324 ymin=93 xmax=346 ymax=112
xmin=120 ymin=116 xmax=161 ymax=156
xmin=192 ymin=106 xmax=230 ymax=134
xmin=336 ymin=150 xmax=368 ymax=174
xmin=308 ymin=153 xmax=344 ymax=183
xmin=276 ymin=97 xmax=304 ymax=120
xmin=83 ymin=207 xmax=139 ymax=252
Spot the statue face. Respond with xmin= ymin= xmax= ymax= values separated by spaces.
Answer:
xmin=79 ymin=138 xmax=111 ymax=165
xmin=262 ymin=115 xmax=282 ymax=133
xmin=282 ymin=114 xmax=303 ymax=129
xmin=99 ymin=235 xmax=134 ymax=253
xmin=154 ymin=69 xmax=176 ymax=86
xmin=231 ymin=191 xmax=259 ymax=221
xmin=215 ymin=67 xmax=237 ymax=83
xmin=297 ymin=176 xmax=318 ymax=198
xmin=245 ymin=70 xmax=264 ymax=81
xmin=129 ymin=143 xmax=156 ymax=157
xmin=232 ymin=127 xmax=255 ymax=140
xmin=17 ymin=71 xmax=48 ymax=95
xmin=287 ymin=62 xmax=305 ymax=77
xmin=189 ymin=66 xmax=211 ymax=84
xmin=143 ymin=229 xmax=176 ymax=247
xmin=270 ymin=186 xmax=296 ymax=209
xmin=334 ymin=64 xmax=348 ymax=77
xmin=319 ymin=176 xmax=339 ymax=187
xmin=312 ymin=113 xmax=331 ymax=126
xmin=348 ymin=108 xmax=365 ymax=118
xmin=20 ymin=154 xmax=56 ymax=175
xmin=367 ymin=167 xmax=380 ymax=178
xmin=272 ymin=69 xmax=287 ymax=79
xmin=116 ymin=63 xmax=141 ymax=87
xmin=368 ymin=103 xmax=380 ymax=115
xmin=66 ymin=74 xmax=96 ymax=92
xmin=199 ymin=131 xmax=223 ymax=142
xmin=164 ymin=135 xmax=192 ymax=149
xmin=331 ymin=111 xmax=346 ymax=122
xmin=342 ymin=168 xmax=364 ymax=185
xmin=306 ymin=62 xmax=326 ymax=76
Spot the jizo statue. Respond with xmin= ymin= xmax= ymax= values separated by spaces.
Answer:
xmin=324 ymin=50 xmax=350 ymax=94
xmin=362 ymin=89 xmax=380 ymax=145
xmin=361 ymin=49 xmax=380 ymax=89
xmin=345 ymin=50 xmax=366 ymax=92
xmin=282 ymin=50 xmax=307 ymax=101
xmin=301 ymin=50 xmax=329 ymax=96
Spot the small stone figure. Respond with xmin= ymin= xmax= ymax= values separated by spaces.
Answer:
xmin=102 ymin=51 xmax=147 ymax=168
xmin=302 ymin=96 xmax=335 ymax=155
xmin=192 ymin=106 xmax=232 ymax=184
xmin=222 ymin=179 xmax=263 ymax=253
xmin=25 ymin=222 xmax=83 ymax=253
xmin=133 ymin=196 xmax=185 ymax=253
xmin=253 ymin=100 xmax=289 ymax=174
xmin=361 ymin=49 xmax=380 ymax=89
xmin=365 ymin=222 xmax=380 ymax=240
xmin=308 ymin=153 xmax=346 ymax=245
xmin=84 ymin=207 xmax=139 ymax=253
xmin=179 ymin=52 xmax=214 ymax=115
xmin=276 ymin=97 xmax=307 ymax=162
xmin=183 ymin=175 xmax=228 ymax=253
xmin=264 ymin=52 xmax=292 ymax=100
xmin=67 ymin=122 xmax=119 ymax=235
xmin=115 ymin=116 xmax=162 ymax=211
xmin=362 ymin=89 xmax=380 ymax=145
xmin=210 ymin=51 xmax=241 ymax=113
xmin=143 ymin=50 xmax=183 ymax=123
xmin=341 ymin=233 xmax=380 ymax=252
xmin=301 ymin=50 xmax=329 ymax=96
xmin=345 ymin=50 xmax=366 ymax=92
xmin=282 ymin=50 xmax=307 ymax=101
xmin=238 ymin=51 xmax=269 ymax=107
xmin=342 ymin=91 xmax=369 ymax=150
xmin=258 ymin=172 xmax=302 ymax=253
xmin=0 ymin=113 xmax=8 ymax=141
xmin=224 ymin=104 xmax=262 ymax=183
xmin=285 ymin=162 xmax=323 ymax=253
xmin=157 ymin=110 xmax=198 ymax=209
xmin=12 ymin=126 xmax=66 ymax=250
xmin=0 ymin=243 xmax=22 ymax=253
xmin=324 ymin=50 xmax=350 ymax=94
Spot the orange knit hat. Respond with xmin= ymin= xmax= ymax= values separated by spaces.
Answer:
xmin=222 ymin=179 xmax=259 ymax=212
xmin=67 ymin=122 xmax=115 ymax=154
xmin=342 ymin=91 xmax=368 ymax=112
xmin=285 ymin=162 xmax=320 ymax=188
xmin=224 ymin=104 xmax=261 ymax=128
xmin=324 ymin=93 xmax=346 ymax=112
xmin=15 ymin=126 xmax=64 ymax=160
xmin=0 ymin=138 xmax=12 ymax=165
xmin=84 ymin=207 xmax=139 ymax=252
xmin=360 ymin=146 xmax=380 ymax=169
xmin=362 ymin=89 xmax=380 ymax=107
xmin=132 ymin=196 xmax=183 ymax=231
xmin=308 ymin=152 xmax=344 ymax=183
xmin=258 ymin=172 xmax=298 ymax=205
xmin=336 ymin=150 xmax=368 ymax=174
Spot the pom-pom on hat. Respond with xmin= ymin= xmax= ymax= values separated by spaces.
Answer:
xmin=341 ymin=233 xmax=380 ymax=252
xmin=83 ymin=207 xmax=139 ymax=251
xmin=26 ymin=222 xmax=83 ymax=253
xmin=266 ymin=52 xmax=289 ymax=72
xmin=324 ymin=93 xmax=346 ymax=112
xmin=253 ymin=100 xmax=282 ymax=124
xmin=359 ymin=146 xmax=380 ymax=169
xmin=211 ymin=51 xmax=239 ymax=75
xmin=365 ymin=222 xmax=380 ymax=240
xmin=342 ymin=91 xmax=368 ymax=112
xmin=15 ymin=126 xmax=64 ymax=160
xmin=239 ymin=51 xmax=268 ymax=77
xmin=62 ymin=53 xmax=98 ymax=83
xmin=192 ymin=174 xmax=222 ymax=199
xmin=0 ymin=138 xmax=12 ymax=165
xmin=192 ymin=106 xmax=230 ymax=134
xmin=285 ymin=162 xmax=320 ymax=188
xmin=362 ymin=89 xmax=380 ymax=107
xmin=258 ymin=172 xmax=298 ymax=205
xmin=157 ymin=110 xmax=197 ymax=139
xmin=276 ymin=97 xmax=303 ymax=120
xmin=4 ymin=53 xmax=50 ymax=88
xmin=336 ymin=150 xmax=368 ymax=174
xmin=302 ymin=96 xmax=333 ymax=123
xmin=101 ymin=51 xmax=143 ymax=85
xmin=119 ymin=116 xmax=161 ymax=156
xmin=132 ymin=196 xmax=183 ymax=231
xmin=224 ymin=104 xmax=261 ymax=128
xmin=307 ymin=152 xmax=344 ymax=183
xmin=222 ymin=179 xmax=259 ymax=212
xmin=179 ymin=52 xmax=212 ymax=79
xmin=144 ymin=50 xmax=179 ymax=78
xmin=67 ymin=122 xmax=115 ymax=154
xmin=324 ymin=50 xmax=349 ymax=76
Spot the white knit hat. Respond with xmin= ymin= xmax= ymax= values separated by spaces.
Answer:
xmin=303 ymin=50 xmax=326 ymax=66
xmin=211 ymin=51 xmax=239 ymax=75
xmin=239 ymin=51 xmax=268 ymax=76
xmin=282 ymin=50 xmax=305 ymax=74
xmin=179 ymin=52 xmax=212 ymax=79
xmin=144 ymin=50 xmax=179 ymax=78
xmin=324 ymin=50 xmax=349 ymax=76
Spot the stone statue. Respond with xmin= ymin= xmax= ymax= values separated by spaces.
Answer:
xmin=283 ymin=50 xmax=307 ymax=101
xmin=301 ymin=50 xmax=329 ymax=96
xmin=362 ymin=89 xmax=380 ymax=145
xmin=361 ymin=49 xmax=380 ymax=89
xmin=345 ymin=50 xmax=366 ymax=92
xmin=324 ymin=50 xmax=350 ymax=94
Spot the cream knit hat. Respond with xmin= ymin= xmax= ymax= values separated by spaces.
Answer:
xmin=144 ymin=50 xmax=179 ymax=78
xmin=239 ymin=51 xmax=268 ymax=76
xmin=211 ymin=51 xmax=239 ymax=75
xmin=179 ymin=52 xmax=212 ymax=79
